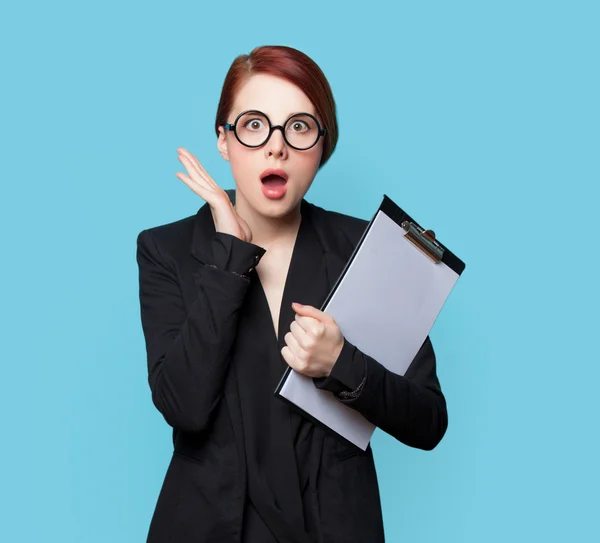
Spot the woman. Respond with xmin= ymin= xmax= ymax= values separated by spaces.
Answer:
xmin=136 ymin=45 xmax=447 ymax=543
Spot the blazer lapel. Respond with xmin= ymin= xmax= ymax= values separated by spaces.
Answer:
xmin=276 ymin=199 xmax=352 ymax=353
xmin=302 ymin=199 xmax=355 ymax=295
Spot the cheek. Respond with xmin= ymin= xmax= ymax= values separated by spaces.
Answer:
xmin=228 ymin=146 xmax=259 ymax=185
xmin=296 ymin=145 xmax=323 ymax=178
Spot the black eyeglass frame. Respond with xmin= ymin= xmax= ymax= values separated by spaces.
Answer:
xmin=223 ymin=109 xmax=327 ymax=151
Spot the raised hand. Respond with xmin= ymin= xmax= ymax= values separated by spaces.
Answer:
xmin=176 ymin=147 xmax=253 ymax=243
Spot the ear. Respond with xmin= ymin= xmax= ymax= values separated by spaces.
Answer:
xmin=217 ymin=126 xmax=230 ymax=162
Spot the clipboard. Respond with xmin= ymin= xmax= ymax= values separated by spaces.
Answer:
xmin=274 ymin=194 xmax=466 ymax=450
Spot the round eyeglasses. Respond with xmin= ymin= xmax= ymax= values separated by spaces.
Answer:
xmin=224 ymin=110 xmax=327 ymax=151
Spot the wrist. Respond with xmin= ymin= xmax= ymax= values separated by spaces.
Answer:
xmin=326 ymin=337 xmax=345 ymax=376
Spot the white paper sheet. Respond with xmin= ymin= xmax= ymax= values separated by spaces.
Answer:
xmin=279 ymin=209 xmax=461 ymax=450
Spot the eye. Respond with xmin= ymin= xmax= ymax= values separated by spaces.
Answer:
xmin=243 ymin=118 xmax=265 ymax=131
xmin=289 ymin=120 xmax=310 ymax=132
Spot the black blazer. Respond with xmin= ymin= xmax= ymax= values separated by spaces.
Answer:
xmin=136 ymin=191 xmax=448 ymax=542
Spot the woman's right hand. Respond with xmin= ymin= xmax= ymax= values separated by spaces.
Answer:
xmin=175 ymin=147 xmax=253 ymax=243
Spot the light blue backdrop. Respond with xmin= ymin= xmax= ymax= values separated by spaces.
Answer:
xmin=1 ymin=1 xmax=598 ymax=541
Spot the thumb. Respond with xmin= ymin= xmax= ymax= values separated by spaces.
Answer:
xmin=237 ymin=214 xmax=252 ymax=243
xmin=291 ymin=302 xmax=333 ymax=324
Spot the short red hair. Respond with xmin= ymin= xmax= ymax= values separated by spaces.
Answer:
xmin=215 ymin=45 xmax=339 ymax=168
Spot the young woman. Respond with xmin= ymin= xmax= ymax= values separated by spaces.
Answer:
xmin=136 ymin=45 xmax=447 ymax=543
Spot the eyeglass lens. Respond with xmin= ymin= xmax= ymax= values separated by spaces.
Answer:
xmin=235 ymin=112 xmax=320 ymax=149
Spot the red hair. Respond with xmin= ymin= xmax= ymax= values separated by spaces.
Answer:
xmin=215 ymin=45 xmax=338 ymax=168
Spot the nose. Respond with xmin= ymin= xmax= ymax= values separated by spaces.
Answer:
xmin=264 ymin=125 xmax=288 ymax=159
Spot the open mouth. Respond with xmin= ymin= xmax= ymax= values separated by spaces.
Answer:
xmin=260 ymin=169 xmax=289 ymax=199
xmin=261 ymin=174 xmax=287 ymax=187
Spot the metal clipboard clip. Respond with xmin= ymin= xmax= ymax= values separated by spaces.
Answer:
xmin=401 ymin=221 xmax=445 ymax=264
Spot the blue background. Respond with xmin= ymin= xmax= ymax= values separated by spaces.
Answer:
xmin=1 ymin=1 xmax=598 ymax=541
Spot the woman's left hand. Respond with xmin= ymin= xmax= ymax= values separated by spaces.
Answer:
xmin=281 ymin=303 xmax=344 ymax=378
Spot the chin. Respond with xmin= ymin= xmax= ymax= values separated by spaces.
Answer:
xmin=238 ymin=183 xmax=308 ymax=218
xmin=254 ymin=194 xmax=301 ymax=219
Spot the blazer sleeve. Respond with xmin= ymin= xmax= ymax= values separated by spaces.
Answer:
xmin=136 ymin=228 xmax=266 ymax=433
xmin=314 ymin=336 xmax=447 ymax=451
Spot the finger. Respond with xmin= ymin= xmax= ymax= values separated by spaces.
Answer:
xmin=291 ymin=303 xmax=331 ymax=323
xmin=281 ymin=345 xmax=311 ymax=375
xmin=178 ymin=154 xmax=216 ymax=191
xmin=294 ymin=313 xmax=324 ymax=336
xmin=290 ymin=320 xmax=313 ymax=350
xmin=175 ymin=171 xmax=213 ymax=200
xmin=177 ymin=149 xmax=203 ymax=179
xmin=281 ymin=345 xmax=298 ymax=369
xmin=178 ymin=154 xmax=232 ymax=211
xmin=284 ymin=330 xmax=306 ymax=360
xmin=178 ymin=148 xmax=212 ymax=180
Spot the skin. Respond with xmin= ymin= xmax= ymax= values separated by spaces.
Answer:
xmin=175 ymin=73 xmax=343 ymax=378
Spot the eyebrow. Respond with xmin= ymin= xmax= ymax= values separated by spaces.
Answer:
xmin=238 ymin=109 xmax=316 ymax=118
xmin=285 ymin=111 xmax=313 ymax=117
xmin=229 ymin=109 xmax=321 ymax=125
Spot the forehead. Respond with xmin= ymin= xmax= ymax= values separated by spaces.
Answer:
xmin=231 ymin=73 xmax=316 ymax=121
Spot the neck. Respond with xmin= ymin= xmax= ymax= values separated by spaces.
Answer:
xmin=234 ymin=189 xmax=302 ymax=248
